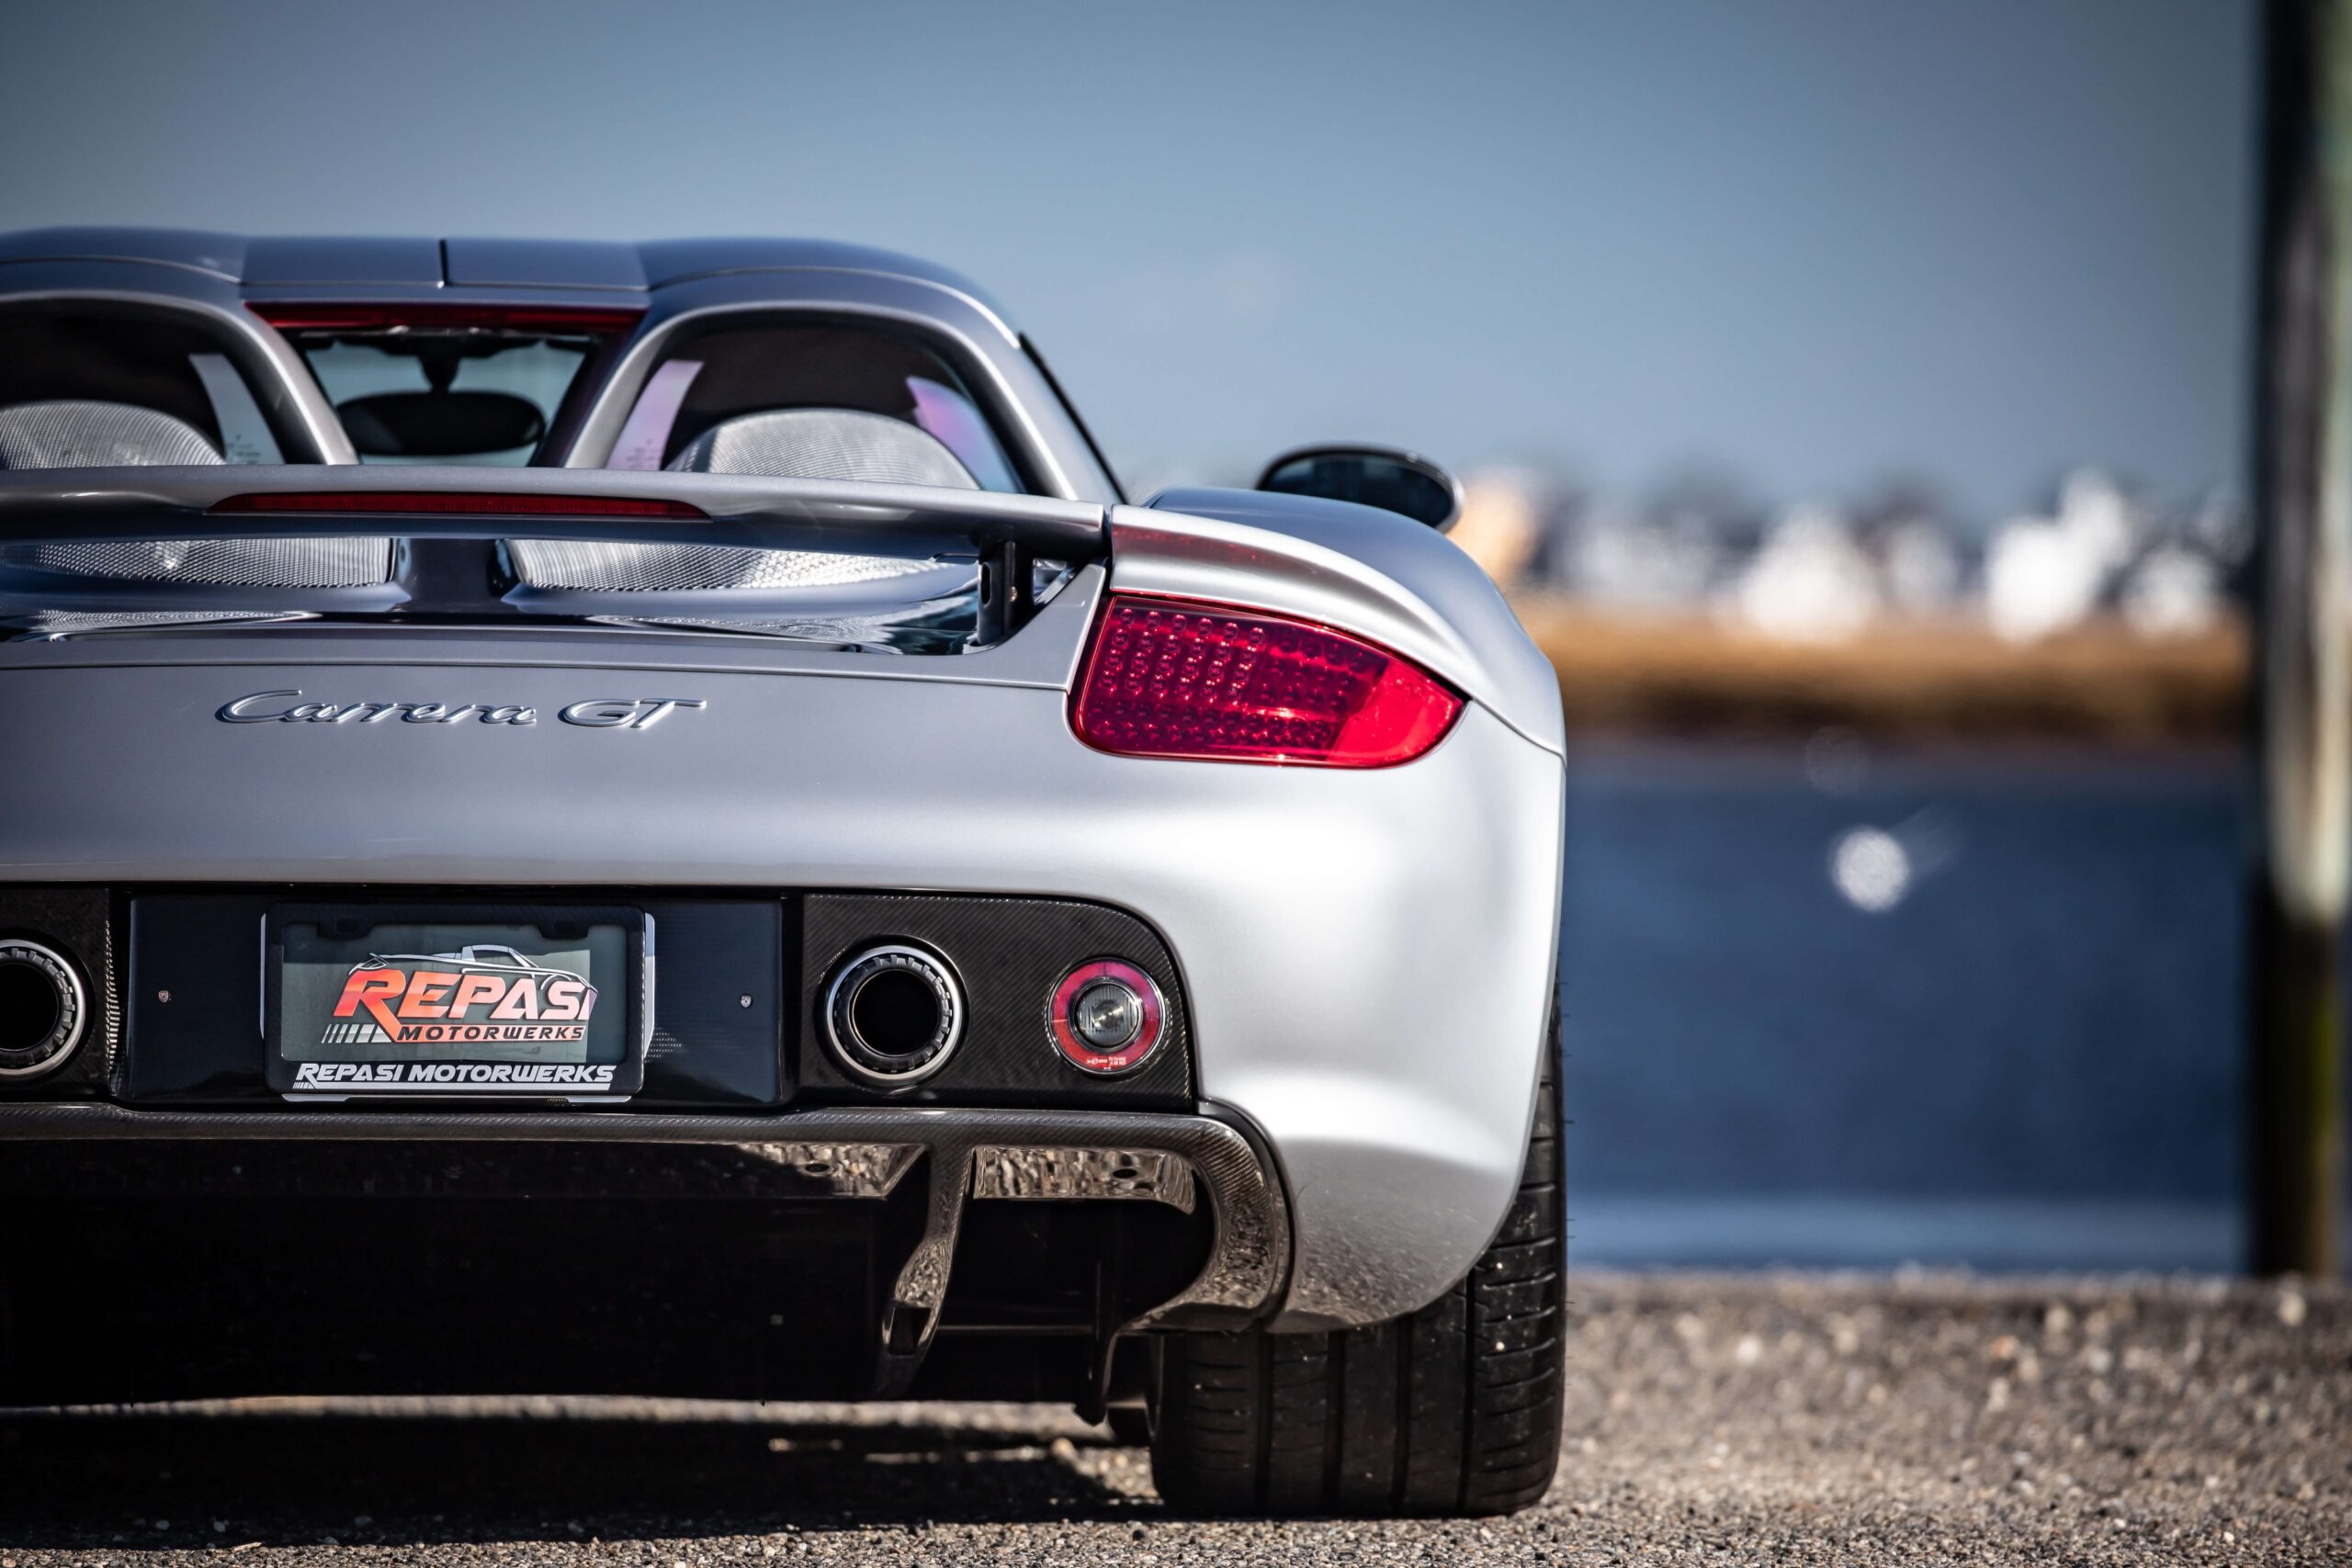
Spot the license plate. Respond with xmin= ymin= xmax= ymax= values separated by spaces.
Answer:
xmin=266 ymin=905 xmax=650 ymax=1100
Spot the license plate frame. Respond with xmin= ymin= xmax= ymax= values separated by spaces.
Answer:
xmin=264 ymin=903 xmax=652 ymax=1101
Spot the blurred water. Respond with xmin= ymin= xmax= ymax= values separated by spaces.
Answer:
xmin=1557 ymin=739 xmax=2260 ymax=1271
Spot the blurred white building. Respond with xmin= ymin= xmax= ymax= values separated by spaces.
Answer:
xmin=1725 ymin=504 xmax=1881 ymax=643
xmin=1555 ymin=502 xmax=1726 ymax=615
xmin=1875 ymin=515 xmax=1963 ymax=616
xmin=1984 ymin=469 xmax=2141 ymax=642
xmin=1505 ymin=461 xmax=2240 ymax=641
xmin=2119 ymin=544 xmax=2226 ymax=638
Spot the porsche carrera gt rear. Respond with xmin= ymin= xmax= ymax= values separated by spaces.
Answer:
xmin=0 ymin=231 xmax=1567 ymax=1518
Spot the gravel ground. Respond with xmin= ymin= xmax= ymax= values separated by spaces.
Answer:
xmin=0 ymin=1271 xmax=2345 ymax=1565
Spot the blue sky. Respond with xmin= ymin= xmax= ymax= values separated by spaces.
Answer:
xmin=0 ymin=0 xmax=2252 ymax=521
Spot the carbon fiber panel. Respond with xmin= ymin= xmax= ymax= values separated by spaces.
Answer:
xmin=0 ymin=1102 xmax=1290 ymax=1330
xmin=119 ymin=893 xmax=782 ymax=1106
xmin=798 ymin=893 xmax=1193 ymax=1110
xmin=0 ymin=886 xmax=115 ymax=1097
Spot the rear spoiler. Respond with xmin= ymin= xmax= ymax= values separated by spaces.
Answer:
xmin=0 ymin=465 xmax=1107 ymax=557
xmin=0 ymin=465 xmax=1108 ymax=637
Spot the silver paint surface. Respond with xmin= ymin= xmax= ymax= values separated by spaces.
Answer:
xmin=0 ymin=233 xmax=1566 ymax=1326
xmin=0 ymin=649 xmax=1560 ymax=1324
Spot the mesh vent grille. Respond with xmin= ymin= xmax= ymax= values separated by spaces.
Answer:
xmin=0 ymin=400 xmax=226 ymax=468
xmin=0 ymin=537 xmax=394 ymax=587
xmin=619 ymin=615 xmax=932 ymax=640
xmin=666 ymin=407 xmax=978 ymax=489
xmin=507 ymin=539 xmax=938 ymax=592
xmin=595 ymin=596 xmax=973 ymax=652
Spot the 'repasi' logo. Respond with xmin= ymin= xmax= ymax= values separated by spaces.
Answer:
xmin=322 ymin=944 xmax=597 ymax=1048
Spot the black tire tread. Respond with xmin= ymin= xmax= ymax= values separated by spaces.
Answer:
xmin=1151 ymin=1015 xmax=1565 ymax=1517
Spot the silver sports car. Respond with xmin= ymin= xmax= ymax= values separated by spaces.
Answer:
xmin=0 ymin=231 xmax=1566 ymax=1517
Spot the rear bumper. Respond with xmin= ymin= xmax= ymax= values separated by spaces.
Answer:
xmin=0 ymin=633 xmax=1566 ymax=1329
xmin=0 ymin=1103 xmax=1286 ymax=1404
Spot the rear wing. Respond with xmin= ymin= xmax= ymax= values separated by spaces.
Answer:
xmin=0 ymin=465 xmax=1107 ymax=642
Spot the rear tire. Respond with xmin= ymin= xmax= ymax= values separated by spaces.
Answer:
xmin=1149 ymin=1027 xmax=1564 ymax=1517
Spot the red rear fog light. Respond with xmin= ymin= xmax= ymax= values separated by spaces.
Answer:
xmin=1047 ymin=958 xmax=1166 ymax=1076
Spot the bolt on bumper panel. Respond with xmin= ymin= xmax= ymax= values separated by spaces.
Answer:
xmin=0 ymin=1102 xmax=1292 ymax=1390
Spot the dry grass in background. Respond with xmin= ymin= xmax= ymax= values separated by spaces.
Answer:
xmin=1510 ymin=599 xmax=2248 ymax=744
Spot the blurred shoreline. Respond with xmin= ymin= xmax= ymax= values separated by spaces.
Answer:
xmin=1512 ymin=597 xmax=2247 ymax=744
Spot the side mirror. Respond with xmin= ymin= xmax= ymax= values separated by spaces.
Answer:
xmin=337 ymin=390 xmax=547 ymax=460
xmin=1254 ymin=444 xmax=1464 ymax=532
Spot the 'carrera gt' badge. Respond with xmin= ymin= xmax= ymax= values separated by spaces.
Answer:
xmin=558 ymin=698 xmax=707 ymax=728
xmin=219 ymin=691 xmax=707 ymax=728
xmin=220 ymin=690 xmax=536 ymax=726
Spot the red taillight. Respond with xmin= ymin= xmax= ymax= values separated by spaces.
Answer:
xmin=247 ymin=302 xmax=645 ymax=334
xmin=1072 ymin=593 xmax=1464 ymax=768
xmin=209 ymin=492 xmax=705 ymax=519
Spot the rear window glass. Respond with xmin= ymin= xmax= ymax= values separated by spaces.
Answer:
xmin=605 ymin=317 xmax=1024 ymax=491
xmin=284 ymin=323 xmax=609 ymax=466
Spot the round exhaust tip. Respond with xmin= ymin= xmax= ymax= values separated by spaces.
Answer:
xmin=824 ymin=943 xmax=964 ymax=1086
xmin=0 ymin=938 xmax=87 ymax=1080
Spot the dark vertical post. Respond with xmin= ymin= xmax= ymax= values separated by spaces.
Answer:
xmin=972 ymin=539 xmax=1034 ymax=646
xmin=2251 ymin=0 xmax=2349 ymax=1276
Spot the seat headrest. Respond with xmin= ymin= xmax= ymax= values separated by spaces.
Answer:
xmin=0 ymin=400 xmax=225 ymax=468
xmin=666 ymin=407 xmax=978 ymax=489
